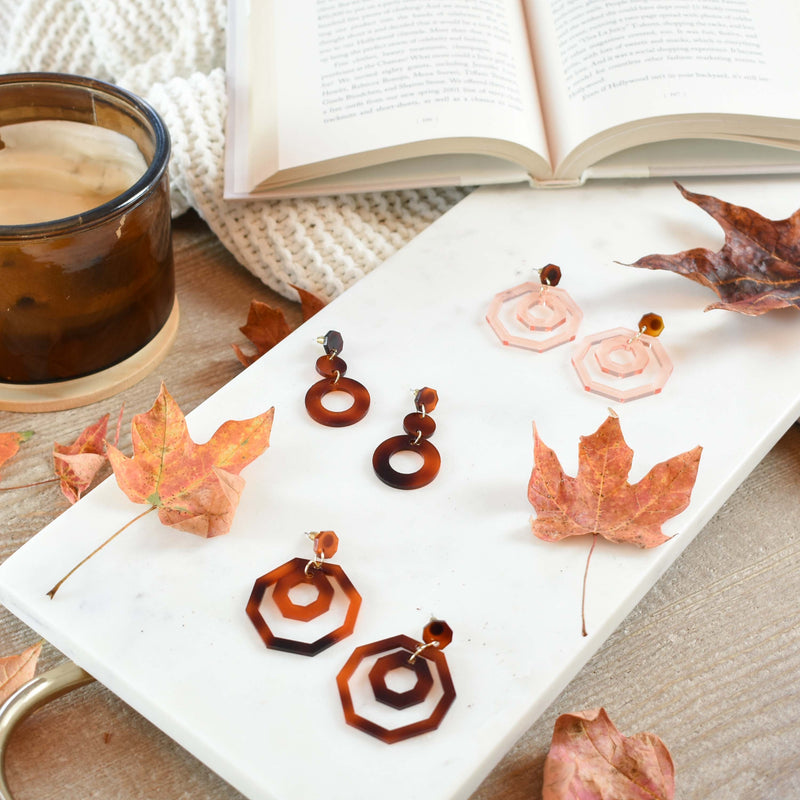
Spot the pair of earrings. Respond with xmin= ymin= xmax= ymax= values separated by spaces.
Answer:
xmin=246 ymin=532 xmax=456 ymax=743
xmin=486 ymin=265 xmax=673 ymax=403
xmin=305 ymin=331 xmax=441 ymax=489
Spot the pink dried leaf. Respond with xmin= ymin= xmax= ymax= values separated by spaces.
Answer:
xmin=543 ymin=707 xmax=675 ymax=800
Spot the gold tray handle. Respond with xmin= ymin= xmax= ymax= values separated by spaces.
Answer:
xmin=0 ymin=661 xmax=95 ymax=800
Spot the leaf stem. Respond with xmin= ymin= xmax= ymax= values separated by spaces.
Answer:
xmin=47 ymin=506 xmax=156 ymax=599
xmin=581 ymin=534 xmax=598 ymax=637
xmin=0 ymin=477 xmax=59 ymax=491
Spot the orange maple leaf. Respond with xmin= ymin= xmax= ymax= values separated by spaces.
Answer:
xmin=529 ymin=413 xmax=701 ymax=634
xmin=53 ymin=409 xmax=122 ymax=504
xmin=0 ymin=642 xmax=42 ymax=705
xmin=107 ymin=384 xmax=274 ymax=538
xmin=543 ymin=707 xmax=674 ymax=800
xmin=0 ymin=431 xmax=33 ymax=477
xmin=529 ymin=413 xmax=701 ymax=547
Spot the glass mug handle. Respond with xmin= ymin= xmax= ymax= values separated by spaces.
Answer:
xmin=0 ymin=660 xmax=94 ymax=799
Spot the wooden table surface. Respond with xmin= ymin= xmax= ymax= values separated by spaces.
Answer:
xmin=1 ymin=211 xmax=799 ymax=800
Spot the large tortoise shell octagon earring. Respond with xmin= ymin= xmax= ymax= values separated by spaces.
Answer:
xmin=246 ymin=531 xmax=362 ymax=656
xmin=336 ymin=618 xmax=456 ymax=744
xmin=305 ymin=330 xmax=370 ymax=426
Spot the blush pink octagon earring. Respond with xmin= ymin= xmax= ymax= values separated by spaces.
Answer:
xmin=336 ymin=618 xmax=456 ymax=744
xmin=572 ymin=313 xmax=673 ymax=402
xmin=486 ymin=264 xmax=583 ymax=352
xmin=372 ymin=387 xmax=440 ymax=489
xmin=305 ymin=330 xmax=370 ymax=427
xmin=246 ymin=531 xmax=362 ymax=656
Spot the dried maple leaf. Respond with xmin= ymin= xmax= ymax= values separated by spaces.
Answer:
xmin=0 ymin=430 xmax=33 ymax=476
xmin=543 ymin=707 xmax=675 ymax=800
xmin=48 ymin=386 xmax=275 ymax=598
xmin=529 ymin=414 xmax=701 ymax=547
xmin=53 ymin=409 xmax=123 ymax=504
xmin=529 ymin=413 xmax=701 ymax=633
xmin=233 ymin=300 xmax=291 ymax=366
xmin=628 ymin=182 xmax=800 ymax=314
xmin=107 ymin=383 xmax=274 ymax=538
xmin=232 ymin=287 xmax=326 ymax=366
xmin=0 ymin=642 xmax=42 ymax=705
xmin=290 ymin=283 xmax=327 ymax=320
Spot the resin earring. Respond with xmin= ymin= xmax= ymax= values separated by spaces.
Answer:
xmin=305 ymin=330 xmax=370 ymax=426
xmin=572 ymin=313 xmax=673 ymax=402
xmin=246 ymin=531 xmax=362 ymax=656
xmin=372 ymin=387 xmax=440 ymax=489
xmin=486 ymin=263 xmax=583 ymax=352
xmin=336 ymin=618 xmax=456 ymax=744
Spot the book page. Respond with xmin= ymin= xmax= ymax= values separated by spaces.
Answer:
xmin=525 ymin=0 xmax=800 ymax=176
xmin=257 ymin=0 xmax=551 ymax=184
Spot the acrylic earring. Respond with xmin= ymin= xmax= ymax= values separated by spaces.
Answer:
xmin=572 ymin=313 xmax=673 ymax=402
xmin=486 ymin=263 xmax=583 ymax=352
xmin=372 ymin=387 xmax=440 ymax=489
xmin=246 ymin=531 xmax=362 ymax=656
xmin=336 ymin=618 xmax=456 ymax=744
xmin=305 ymin=330 xmax=370 ymax=426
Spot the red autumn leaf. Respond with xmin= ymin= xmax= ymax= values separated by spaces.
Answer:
xmin=529 ymin=414 xmax=701 ymax=548
xmin=0 ymin=430 xmax=33 ymax=477
xmin=628 ymin=182 xmax=800 ymax=314
xmin=107 ymin=384 xmax=274 ymax=537
xmin=290 ymin=283 xmax=327 ymax=320
xmin=543 ymin=707 xmax=675 ymax=800
xmin=53 ymin=408 xmax=122 ymax=504
xmin=0 ymin=642 xmax=42 ymax=705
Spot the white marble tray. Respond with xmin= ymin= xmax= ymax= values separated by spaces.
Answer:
xmin=2 ymin=177 xmax=800 ymax=800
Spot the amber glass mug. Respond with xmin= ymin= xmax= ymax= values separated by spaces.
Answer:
xmin=0 ymin=73 xmax=175 ymax=384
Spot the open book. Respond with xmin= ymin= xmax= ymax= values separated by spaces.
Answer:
xmin=225 ymin=0 xmax=800 ymax=199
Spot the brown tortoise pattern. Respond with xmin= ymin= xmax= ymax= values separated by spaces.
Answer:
xmin=336 ymin=619 xmax=456 ymax=744
xmin=372 ymin=387 xmax=441 ymax=489
xmin=305 ymin=330 xmax=370 ymax=427
xmin=246 ymin=531 xmax=362 ymax=656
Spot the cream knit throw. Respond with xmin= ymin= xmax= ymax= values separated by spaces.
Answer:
xmin=0 ymin=0 xmax=470 ymax=300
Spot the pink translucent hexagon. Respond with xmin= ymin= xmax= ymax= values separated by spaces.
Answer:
xmin=486 ymin=282 xmax=583 ymax=352
xmin=515 ymin=288 xmax=570 ymax=331
xmin=572 ymin=327 xmax=673 ymax=402
xmin=594 ymin=334 xmax=650 ymax=377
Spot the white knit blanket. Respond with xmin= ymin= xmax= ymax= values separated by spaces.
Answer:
xmin=0 ymin=0 xmax=469 ymax=300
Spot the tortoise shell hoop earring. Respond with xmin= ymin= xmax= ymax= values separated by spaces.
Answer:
xmin=372 ymin=387 xmax=440 ymax=490
xmin=305 ymin=330 xmax=370 ymax=427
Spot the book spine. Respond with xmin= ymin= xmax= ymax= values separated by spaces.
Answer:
xmin=528 ymin=175 xmax=586 ymax=189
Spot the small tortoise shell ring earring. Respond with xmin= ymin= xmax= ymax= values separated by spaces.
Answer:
xmin=305 ymin=330 xmax=370 ymax=427
xmin=372 ymin=387 xmax=440 ymax=489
